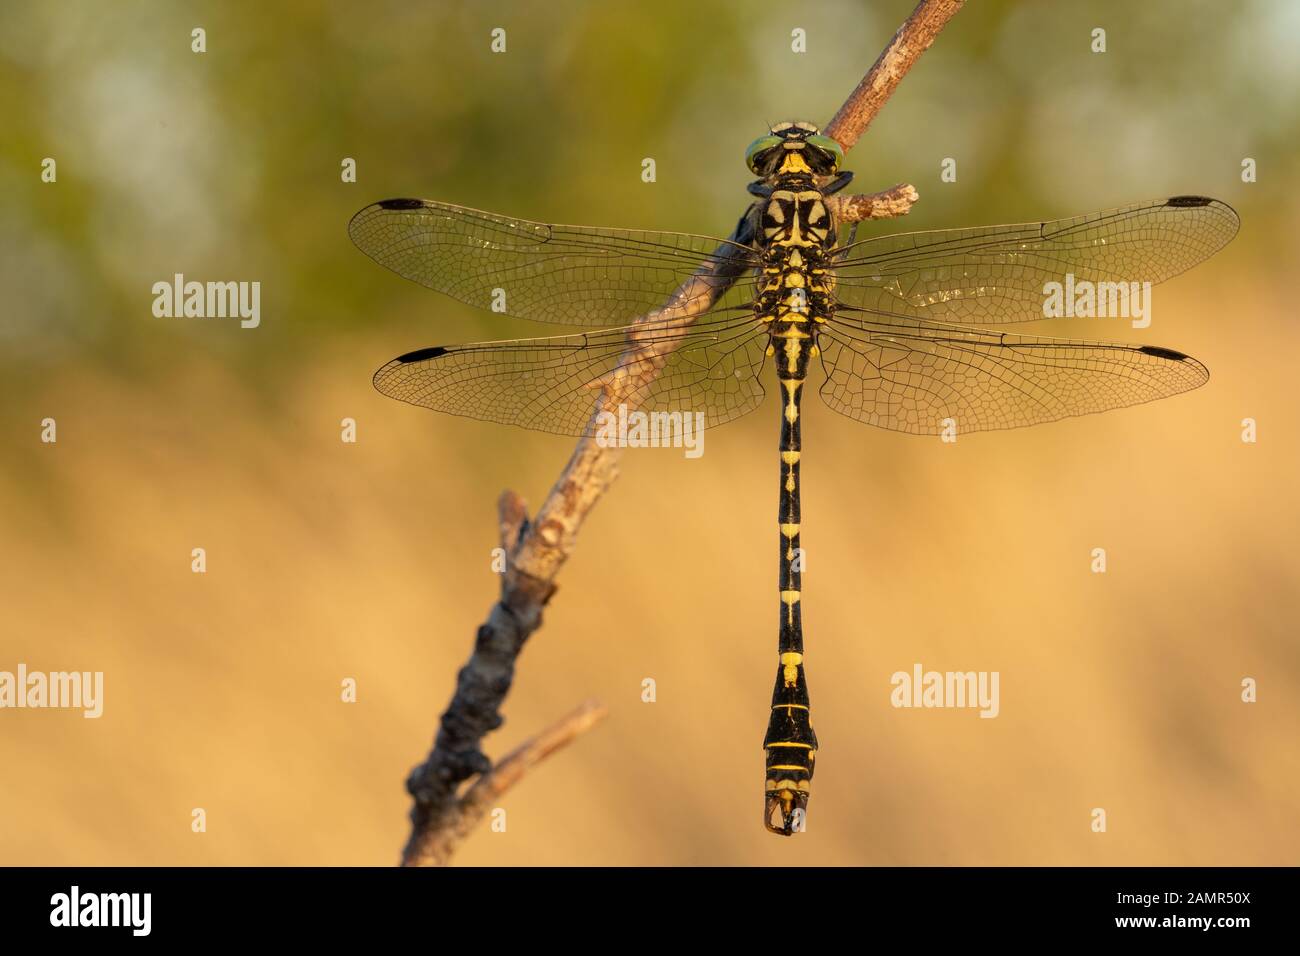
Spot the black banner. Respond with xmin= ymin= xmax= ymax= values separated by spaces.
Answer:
xmin=0 ymin=866 xmax=1283 ymax=942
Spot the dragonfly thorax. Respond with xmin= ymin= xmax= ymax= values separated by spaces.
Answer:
xmin=759 ymin=187 xmax=836 ymax=250
xmin=756 ymin=179 xmax=838 ymax=380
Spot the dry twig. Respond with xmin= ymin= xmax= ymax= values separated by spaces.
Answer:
xmin=399 ymin=0 xmax=966 ymax=867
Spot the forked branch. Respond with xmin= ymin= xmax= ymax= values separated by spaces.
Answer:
xmin=404 ymin=700 xmax=608 ymax=867
xmin=399 ymin=0 xmax=966 ymax=866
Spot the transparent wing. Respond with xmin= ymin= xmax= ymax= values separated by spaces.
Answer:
xmin=374 ymin=313 xmax=771 ymax=437
xmin=830 ymin=197 xmax=1239 ymax=324
xmin=817 ymin=311 xmax=1209 ymax=435
xmin=350 ymin=198 xmax=762 ymax=328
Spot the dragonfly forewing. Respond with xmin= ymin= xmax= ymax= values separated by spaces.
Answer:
xmin=830 ymin=197 xmax=1239 ymax=325
xmin=349 ymin=198 xmax=762 ymax=328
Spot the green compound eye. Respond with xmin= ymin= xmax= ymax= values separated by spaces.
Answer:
xmin=806 ymin=134 xmax=844 ymax=172
xmin=745 ymin=135 xmax=783 ymax=174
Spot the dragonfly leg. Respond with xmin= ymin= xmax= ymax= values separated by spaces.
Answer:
xmin=822 ymin=170 xmax=854 ymax=196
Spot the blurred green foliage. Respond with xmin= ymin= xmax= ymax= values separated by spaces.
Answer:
xmin=2 ymin=0 xmax=1294 ymax=389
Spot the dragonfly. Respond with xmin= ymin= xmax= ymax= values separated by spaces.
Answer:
xmin=350 ymin=120 xmax=1239 ymax=836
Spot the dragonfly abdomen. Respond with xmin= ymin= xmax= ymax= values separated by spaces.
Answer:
xmin=763 ymin=338 xmax=818 ymax=835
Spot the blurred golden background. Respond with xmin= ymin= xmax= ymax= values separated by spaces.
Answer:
xmin=1 ymin=0 xmax=1297 ymax=865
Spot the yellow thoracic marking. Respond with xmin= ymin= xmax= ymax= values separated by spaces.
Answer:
xmin=781 ymin=651 xmax=802 ymax=686
xmin=769 ymin=190 xmax=809 ymax=247
xmin=781 ymin=451 xmax=800 ymax=465
xmin=766 ymin=201 xmax=786 ymax=223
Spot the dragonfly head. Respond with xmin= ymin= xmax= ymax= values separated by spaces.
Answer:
xmin=764 ymin=780 xmax=810 ymax=835
xmin=746 ymin=121 xmax=844 ymax=180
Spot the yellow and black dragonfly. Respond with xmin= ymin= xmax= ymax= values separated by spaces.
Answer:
xmin=350 ymin=121 xmax=1238 ymax=835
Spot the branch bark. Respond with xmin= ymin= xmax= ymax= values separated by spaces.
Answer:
xmin=399 ymin=0 xmax=965 ymax=866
